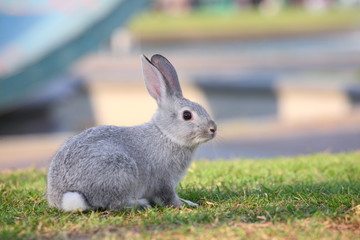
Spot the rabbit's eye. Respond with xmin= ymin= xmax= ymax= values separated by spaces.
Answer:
xmin=183 ymin=110 xmax=192 ymax=121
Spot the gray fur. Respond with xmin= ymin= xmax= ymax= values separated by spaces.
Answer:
xmin=46 ymin=54 xmax=217 ymax=210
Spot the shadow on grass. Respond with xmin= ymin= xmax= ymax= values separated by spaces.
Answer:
xmin=177 ymin=180 xmax=360 ymax=223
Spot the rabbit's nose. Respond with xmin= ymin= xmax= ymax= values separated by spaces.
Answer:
xmin=209 ymin=120 xmax=217 ymax=135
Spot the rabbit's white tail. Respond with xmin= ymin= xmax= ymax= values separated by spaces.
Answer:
xmin=61 ymin=192 xmax=88 ymax=211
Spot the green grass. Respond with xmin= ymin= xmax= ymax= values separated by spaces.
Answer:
xmin=129 ymin=8 xmax=360 ymax=42
xmin=1 ymin=152 xmax=360 ymax=239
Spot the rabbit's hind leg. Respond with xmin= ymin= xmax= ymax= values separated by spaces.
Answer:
xmin=86 ymin=153 xmax=140 ymax=209
xmin=124 ymin=198 xmax=152 ymax=209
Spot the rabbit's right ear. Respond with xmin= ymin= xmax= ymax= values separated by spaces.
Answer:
xmin=141 ymin=54 xmax=169 ymax=105
xmin=150 ymin=54 xmax=183 ymax=98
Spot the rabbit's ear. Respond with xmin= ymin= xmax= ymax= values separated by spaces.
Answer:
xmin=141 ymin=54 xmax=169 ymax=104
xmin=150 ymin=54 xmax=183 ymax=97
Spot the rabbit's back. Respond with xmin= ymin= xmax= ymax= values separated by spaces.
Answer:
xmin=49 ymin=125 xmax=134 ymax=168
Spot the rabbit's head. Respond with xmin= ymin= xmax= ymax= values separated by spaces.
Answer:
xmin=141 ymin=54 xmax=217 ymax=147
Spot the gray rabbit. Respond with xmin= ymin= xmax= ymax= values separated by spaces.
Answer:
xmin=46 ymin=54 xmax=217 ymax=211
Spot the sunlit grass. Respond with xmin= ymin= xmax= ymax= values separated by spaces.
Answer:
xmin=1 ymin=152 xmax=359 ymax=239
xmin=129 ymin=8 xmax=360 ymax=42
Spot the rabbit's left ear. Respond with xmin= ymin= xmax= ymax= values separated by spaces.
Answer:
xmin=141 ymin=54 xmax=169 ymax=105
xmin=150 ymin=54 xmax=183 ymax=98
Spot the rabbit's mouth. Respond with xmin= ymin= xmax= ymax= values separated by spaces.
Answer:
xmin=192 ymin=131 xmax=216 ymax=145
xmin=209 ymin=131 xmax=216 ymax=139
xmin=208 ymin=131 xmax=217 ymax=141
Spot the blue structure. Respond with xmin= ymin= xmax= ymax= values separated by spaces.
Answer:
xmin=0 ymin=0 xmax=148 ymax=113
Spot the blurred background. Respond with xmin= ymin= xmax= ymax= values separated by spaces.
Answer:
xmin=1 ymin=0 xmax=360 ymax=169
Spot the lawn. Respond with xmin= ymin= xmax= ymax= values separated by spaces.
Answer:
xmin=129 ymin=8 xmax=360 ymax=43
xmin=1 ymin=152 xmax=359 ymax=239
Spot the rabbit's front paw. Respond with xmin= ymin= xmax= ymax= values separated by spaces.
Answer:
xmin=180 ymin=198 xmax=199 ymax=207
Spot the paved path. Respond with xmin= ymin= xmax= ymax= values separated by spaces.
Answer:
xmin=1 ymin=124 xmax=359 ymax=170
xmin=195 ymin=125 xmax=360 ymax=160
